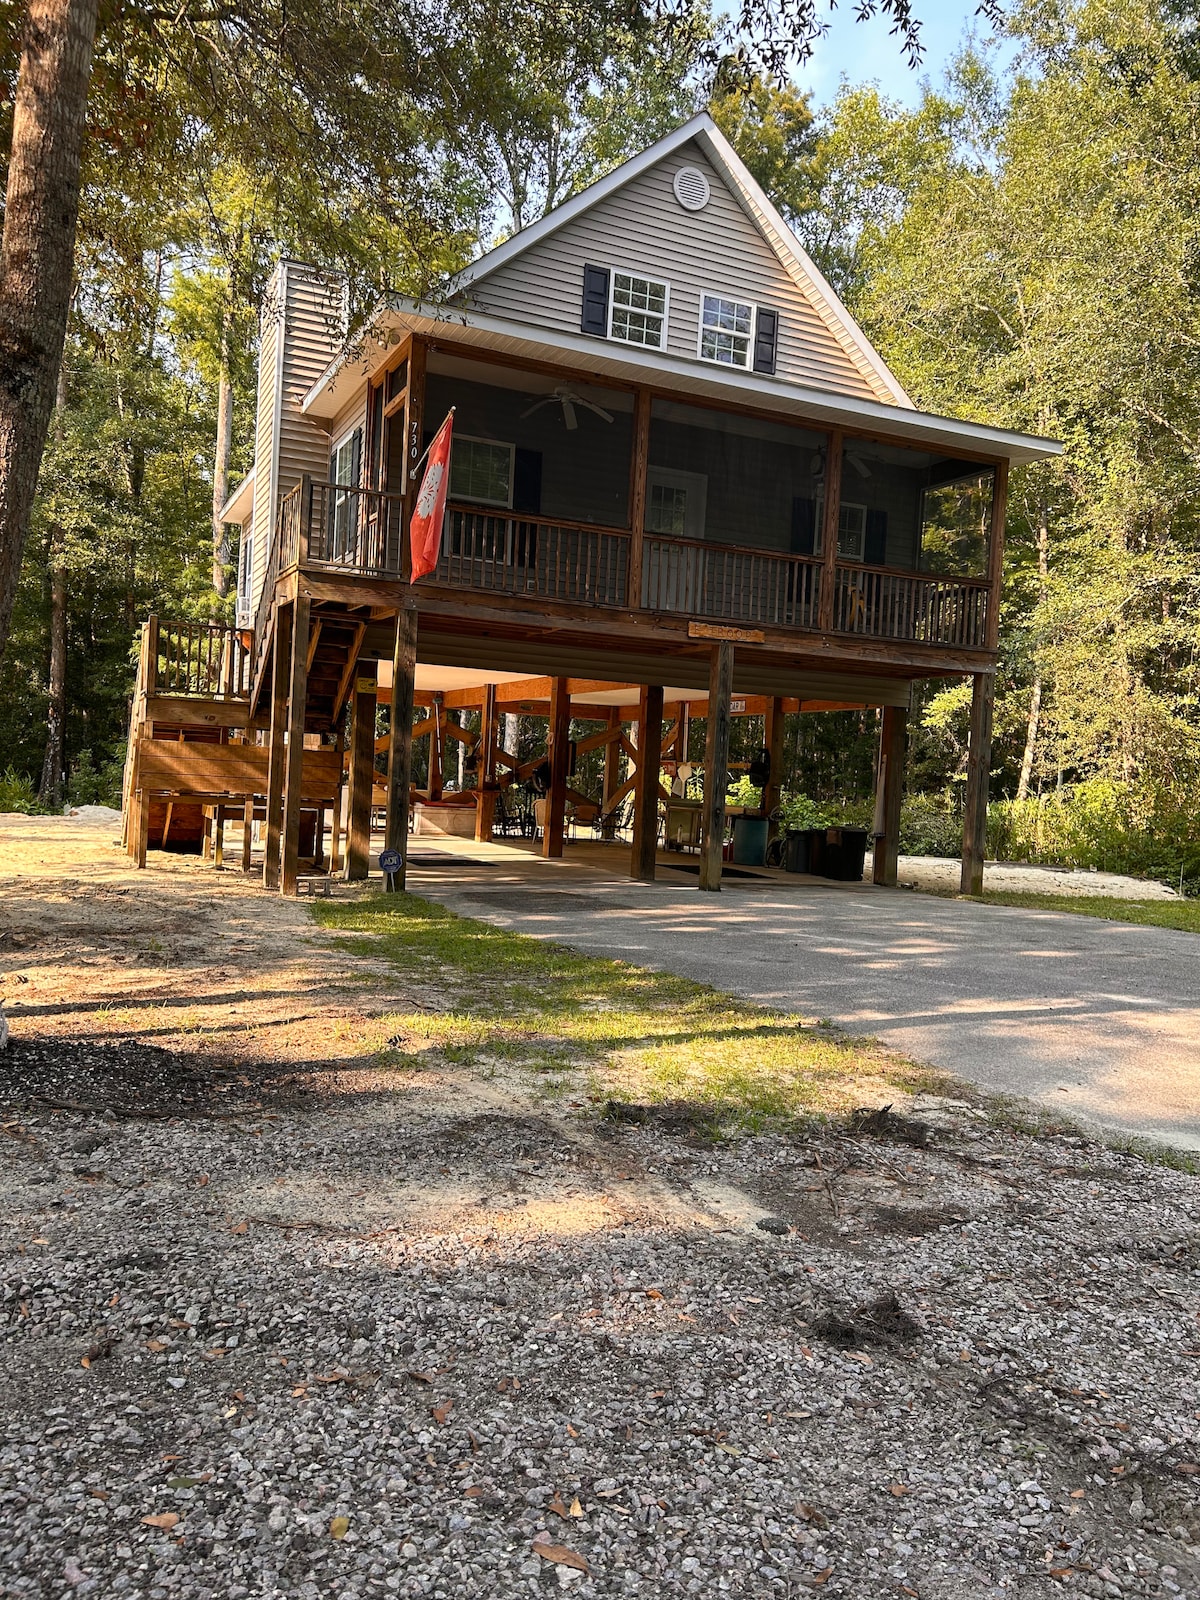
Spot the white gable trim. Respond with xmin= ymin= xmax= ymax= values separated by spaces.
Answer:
xmin=450 ymin=112 xmax=912 ymax=410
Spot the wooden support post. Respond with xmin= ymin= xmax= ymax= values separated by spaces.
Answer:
xmin=429 ymin=693 xmax=444 ymax=801
xmin=474 ymin=684 xmax=497 ymax=841
xmin=985 ymin=459 xmax=1010 ymax=652
xmin=763 ymin=696 xmax=786 ymax=835
xmin=346 ymin=664 xmax=378 ymax=880
xmin=201 ymin=808 xmax=213 ymax=861
xmin=328 ymin=782 xmax=344 ymax=876
xmin=817 ymin=429 xmax=843 ymax=632
xmin=628 ymin=388 xmax=651 ymax=609
xmin=313 ymin=805 xmax=325 ymax=871
xmin=542 ymin=675 xmax=570 ymax=859
xmin=631 ymin=684 xmax=664 ymax=883
xmin=385 ymin=603 xmax=418 ymax=889
xmin=213 ymin=805 xmax=225 ymax=868
xmin=133 ymin=788 xmax=149 ymax=869
xmin=263 ymin=603 xmax=293 ymax=891
xmin=872 ymin=705 xmax=907 ymax=887
xmin=960 ymin=672 xmax=994 ymax=896
xmin=280 ymin=592 xmax=312 ymax=895
xmin=699 ymin=643 xmax=734 ymax=892
xmin=241 ymin=799 xmax=254 ymax=873
xmin=602 ymin=707 xmax=621 ymax=812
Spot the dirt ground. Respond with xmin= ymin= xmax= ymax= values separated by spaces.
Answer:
xmin=1 ymin=815 xmax=1198 ymax=1600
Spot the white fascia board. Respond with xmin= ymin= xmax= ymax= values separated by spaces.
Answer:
xmin=694 ymin=122 xmax=913 ymax=410
xmin=448 ymin=113 xmax=714 ymax=297
xmin=218 ymin=467 xmax=256 ymax=525
xmin=304 ymin=301 xmax=1061 ymax=465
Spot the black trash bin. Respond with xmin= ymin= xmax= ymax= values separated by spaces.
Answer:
xmin=783 ymin=829 xmax=811 ymax=873
xmin=818 ymin=826 xmax=870 ymax=882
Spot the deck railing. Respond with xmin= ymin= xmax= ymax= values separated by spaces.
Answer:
xmin=833 ymin=564 xmax=990 ymax=650
xmin=643 ymin=536 xmax=821 ymax=630
xmin=154 ymin=621 xmax=252 ymax=699
xmin=436 ymin=504 xmax=630 ymax=607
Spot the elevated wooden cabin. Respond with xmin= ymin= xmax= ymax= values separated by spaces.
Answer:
xmin=123 ymin=113 xmax=1060 ymax=893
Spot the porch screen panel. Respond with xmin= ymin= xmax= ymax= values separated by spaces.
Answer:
xmin=644 ymin=399 xmax=826 ymax=627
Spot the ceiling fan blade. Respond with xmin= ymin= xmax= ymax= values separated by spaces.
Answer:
xmin=520 ymin=397 xmax=553 ymax=418
xmin=579 ymin=400 xmax=614 ymax=423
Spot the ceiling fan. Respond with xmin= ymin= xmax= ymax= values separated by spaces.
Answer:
xmin=521 ymin=386 xmax=614 ymax=431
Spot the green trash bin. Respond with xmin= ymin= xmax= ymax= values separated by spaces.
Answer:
xmin=731 ymin=814 xmax=769 ymax=866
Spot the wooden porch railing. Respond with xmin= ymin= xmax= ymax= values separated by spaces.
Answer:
xmin=155 ymin=621 xmax=252 ymax=698
xmin=302 ymin=481 xmax=406 ymax=575
xmin=436 ymin=504 xmax=630 ymax=607
xmin=833 ymin=564 xmax=990 ymax=650
xmin=643 ymin=536 xmax=821 ymax=630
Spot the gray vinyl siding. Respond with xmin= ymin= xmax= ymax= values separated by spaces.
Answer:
xmin=464 ymin=142 xmax=879 ymax=402
xmin=249 ymin=263 xmax=341 ymax=615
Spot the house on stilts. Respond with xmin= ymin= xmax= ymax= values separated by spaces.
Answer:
xmin=120 ymin=113 xmax=1060 ymax=893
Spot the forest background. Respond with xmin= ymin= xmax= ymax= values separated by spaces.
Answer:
xmin=2 ymin=0 xmax=1197 ymax=890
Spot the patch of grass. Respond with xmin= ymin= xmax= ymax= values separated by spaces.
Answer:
xmin=963 ymin=891 xmax=1200 ymax=933
xmin=313 ymin=894 xmax=944 ymax=1131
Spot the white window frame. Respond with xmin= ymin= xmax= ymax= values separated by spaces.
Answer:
xmin=645 ymin=465 xmax=707 ymax=541
xmin=236 ymin=527 xmax=254 ymax=628
xmin=697 ymin=290 xmax=757 ymax=370
xmin=449 ymin=434 xmax=515 ymax=509
xmin=814 ymin=499 xmax=868 ymax=562
xmin=608 ymin=268 xmax=670 ymax=351
xmin=331 ymin=427 xmax=361 ymax=487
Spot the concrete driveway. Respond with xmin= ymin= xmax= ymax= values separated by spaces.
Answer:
xmin=408 ymin=839 xmax=1200 ymax=1150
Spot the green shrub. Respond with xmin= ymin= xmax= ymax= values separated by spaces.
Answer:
xmin=726 ymin=775 xmax=763 ymax=810
xmin=988 ymin=780 xmax=1200 ymax=895
xmin=0 ymin=768 xmax=39 ymax=813
xmin=899 ymin=795 xmax=963 ymax=857
xmin=67 ymin=749 xmax=124 ymax=809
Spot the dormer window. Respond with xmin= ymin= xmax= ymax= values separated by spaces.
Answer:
xmin=609 ymin=271 xmax=669 ymax=349
xmin=699 ymin=293 xmax=779 ymax=373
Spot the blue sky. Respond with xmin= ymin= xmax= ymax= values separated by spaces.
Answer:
xmin=792 ymin=0 xmax=1002 ymax=107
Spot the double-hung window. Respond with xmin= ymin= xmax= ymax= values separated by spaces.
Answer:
xmin=699 ymin=293 xmax=755 ymax=367
xmin=329 ymin=427 xmax=362 ymax=561
xmin=450 ymin=437 xmax=514 ymax=508
xmin=814 ymin=500 xmax=868 ymax=561
xmin=609 ymin=272 xmax=669 ymax=349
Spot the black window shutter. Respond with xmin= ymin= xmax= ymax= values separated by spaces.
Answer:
xmin=790 ymin=496 xmax=816 ymax=555
xmin=513 ymin=449 xmax=542 ymax=514
xmin=864 ymin=508 xmax=888 ymax=564
xmin=350 ymin=427 xmax=363 ymax=487
xmin=753 ymin=308 xmax=779 ymax=374
xmin=580 ymin=265 xmax=610 ymax=336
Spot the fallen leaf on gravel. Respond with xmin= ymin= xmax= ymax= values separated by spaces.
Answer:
xmin=808 ymin=1569 xmax=833 ymax=1587
xmin=716 ymin=1443 xmax=742 ymax=1457
xmin=330 ymin=1516 xmax=349 ymax=1540
xmin=889 ymin=1484 xmax=909 ymax=1497
xmin=432 ymin=1400 xmax=454 ymax=1424
xmin=1175 ymin=1462 xmax=1199 ymax=1475
xmin=407 ymin=1369 xmax=434 ymax=1384
xmin=566 ymin=1423 xmax=579 ymax=1438
xmin=141 ymin=1513 xmax=180 ymax=1530
xmin=145 ymin=1339 xmax=168 ymax=1353
xmin=548 ymin=1493 xmax=569 ymax=1518
xmin=197 ymin=1175 xmax=209 ymax=1187
xmin=1069 ymin=1489 xmax=1086 ymax=1499
xmin=88 ymin=1491 xmax=109 ymax=1502
xmin=464 ymin=1486 xmax=483 ymax=1498
xmin=645 ymin=1288 xmax=663 ymax=1300
xmin=532 ymin=1540 xmax=588 ymax=1573
xmin=229 ymin=1221 xmax=248 ymax=1235
xmin=569 ymin=1498 xmax=583 ymax=1518
xmin=80 ymin=1356 xmax=90 ymax=1369
xmin=1049 ymin=1570 xmax=1075 ymax=1582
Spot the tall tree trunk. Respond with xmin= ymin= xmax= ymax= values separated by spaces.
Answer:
xmin=211 ymin=293 xmax=235 ymax=597
xmin=1015 ymin=501 xmax=1050 ymax=802
xmin=38 ymin=564 xmax=67 ymax=806
xmin=0 ymin=0 xmax=99 ymax=663
xmin=38 ymin=360 xmax=69 ymax=808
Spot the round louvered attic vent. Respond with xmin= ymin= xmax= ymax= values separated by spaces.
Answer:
xmin=672 ymin=166 xmax=711 ymax=212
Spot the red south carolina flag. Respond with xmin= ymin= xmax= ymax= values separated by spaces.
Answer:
xmin=409 ymin=408 xmax=455 ymax=582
